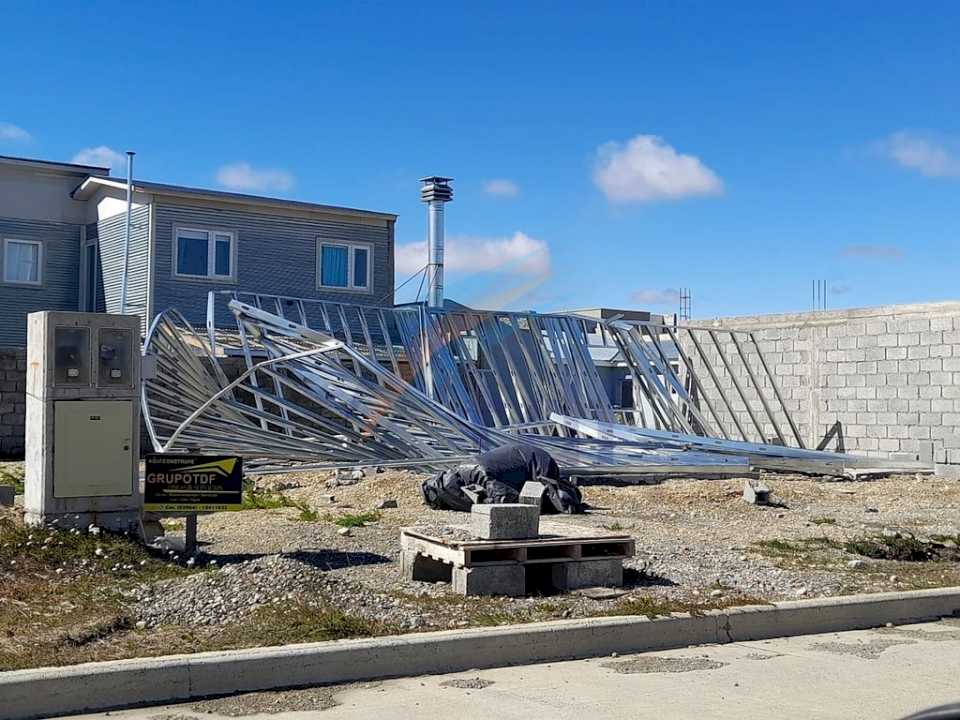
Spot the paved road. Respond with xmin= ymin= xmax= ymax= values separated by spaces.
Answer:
xmin=71 ymin=620 xmax=960 ymax=720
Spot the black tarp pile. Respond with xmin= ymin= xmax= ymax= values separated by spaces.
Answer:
xmin=420 ymin=444 xmax=584 ymax=514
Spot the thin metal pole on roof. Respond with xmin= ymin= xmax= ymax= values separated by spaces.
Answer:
xmin=119 ymin=151 xmax=135 ymax=315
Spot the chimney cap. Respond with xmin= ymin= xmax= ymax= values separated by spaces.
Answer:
xmin=420 ymin=176 xmax=453 ymax=203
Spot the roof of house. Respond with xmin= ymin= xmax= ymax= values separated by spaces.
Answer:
xmin=0 ymin=154 xmax=110 ymax=177
xmin=71 ymin=175 xmax=397 ymax=221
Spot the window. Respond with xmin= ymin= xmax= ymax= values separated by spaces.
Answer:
xmin=3 ymin=239 xmax=42 ymax=285
xmin=174 ymin=228 xmax=235 ymax=280
xmin=318 ymin=241 xmax=371 ymax=292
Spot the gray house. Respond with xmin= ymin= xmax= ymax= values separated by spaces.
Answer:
xmin=0 ymin=155 xmax=397 ymax=346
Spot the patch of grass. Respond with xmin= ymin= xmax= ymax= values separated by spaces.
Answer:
xmin=0 ymin=517 xmax=191 ymax=580
xmin=844 ymin=533 xmax=960 ymax=562
xmin=333 ymin=510 xmax=381 ymax=528
xmin=754 ymin=537 xmax=838 ymax=557
xmin=0 ymin=516 xmax=197 ymax=671
xmin=811 ymin=516 xmax=837 ymax=526
xmin=293 ymin=500 xmax=320 ymax=522
xmin=605 ymin=595 xmax=688 ymax=618
xmin=0 ymin=463 xmax=24 ymax=494
xmin=604 ymin=521 xmax=625 ymax=531
xmin=473 ymin=610 xmax=518 ymax=626
xmin=604 ymin=593 xmax=772 ymax=620
xmin=240 ymin=489 xmax=296 ymax=511
xmin=215 ymin=602 xmax=395 ymax=647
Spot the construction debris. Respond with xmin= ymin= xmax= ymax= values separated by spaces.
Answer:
xmin=141 ymin=295 xmax=934 ymax=481
xmin=743 ymin=479 xmax=772 ymax=506
xmin=471 ymin=503 xmax=540 ymax=540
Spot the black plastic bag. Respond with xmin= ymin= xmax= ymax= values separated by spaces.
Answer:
xmin=420 ymin=444 xmax=583 ymax=514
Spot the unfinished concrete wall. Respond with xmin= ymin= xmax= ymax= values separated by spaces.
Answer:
xmin=686 ymin=301 xmax=960 ymax=471
xmin=0 ymin=350 xmax=26 ymax=457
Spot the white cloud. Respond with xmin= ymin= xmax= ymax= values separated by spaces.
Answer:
xmin=395 ymin=232 xmax=550 ymax=277
xmin=0 ymin=122 xmax=31 ymax=143
xmin=72 ymin=146 xmax=126 ymax=174
xmin=216 ymin=162 xmax=295 ymax=192
xmin=841 ymin=244 xmax=904 ymax=260
xmin=875 ymin=131 xmax=960 ymax=178
xmin=483 ymin=179 xmax=520 ymax=198
xmin=630 ymin=288 xmax=682 ymax=306
xmin=593 ymin=134 xmax=723 ymax=203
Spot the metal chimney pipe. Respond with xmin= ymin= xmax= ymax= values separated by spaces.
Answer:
xmin=419 ymin=176 xmax=453 ymax=309
xmin=119 ymin=150 xmax=135 ymax=315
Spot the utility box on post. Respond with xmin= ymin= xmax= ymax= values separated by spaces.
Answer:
xmin=25 ymin=312 xmax=142 ymax=532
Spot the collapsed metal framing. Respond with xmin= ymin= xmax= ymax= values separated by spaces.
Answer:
xmin=143 ymin=300 xmax=752 ymax=478
xmin=204 ymin=291 xmax=802 ymax=447
xmin=140 ymin=292 xmax=930 ymax=478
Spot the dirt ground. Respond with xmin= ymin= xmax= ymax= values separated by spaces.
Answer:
xmin=2 ymin=465 xmax=959 ymax=672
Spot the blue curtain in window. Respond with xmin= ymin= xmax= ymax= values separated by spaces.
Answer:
xmin=322 ymin=245 xmax=348 ymax=287
xmin=353 ymin=248 xmax=368 ymax=288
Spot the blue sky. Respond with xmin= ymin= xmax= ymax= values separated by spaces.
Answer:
xmin=2 ymin=2 xmax=958 ymax=317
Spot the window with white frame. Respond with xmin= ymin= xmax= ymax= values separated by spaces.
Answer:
xmin=3 ymin=239 xmax=42 ymax=285
xmin=318 ymin=241 xmax=371 ymax=291
xmin=174 ymin=227 xmax=235 ymax=280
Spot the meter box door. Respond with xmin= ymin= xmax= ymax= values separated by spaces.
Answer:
xmin=53 ymin=400 xmax=134 ymax=497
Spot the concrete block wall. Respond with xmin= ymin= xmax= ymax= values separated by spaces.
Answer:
xmin=677 ymin=330 xmax=805 ymax=447
xmin=0 ymin=350 xmax=27 ymax=457
xmin=686 ymin=301 xmax=960 ymax=467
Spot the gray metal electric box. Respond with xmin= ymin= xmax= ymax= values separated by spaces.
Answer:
xmin=25 ymin=312 xmax=142 ymax=531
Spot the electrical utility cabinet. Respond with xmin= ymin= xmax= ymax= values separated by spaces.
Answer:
xmin=25 ymin=312 xmax=142 ymax=531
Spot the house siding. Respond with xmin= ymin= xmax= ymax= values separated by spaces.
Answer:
xmin=0 ymin=216 xmax=80 ymax=346
xmin=94 ymin=205 xmax=151 ymax=332
xmin=151 ymin=202 xmax=394 ymax=328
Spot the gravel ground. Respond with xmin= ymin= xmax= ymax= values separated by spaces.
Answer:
xmin=125 ymin=468 xmax=960 ymax=632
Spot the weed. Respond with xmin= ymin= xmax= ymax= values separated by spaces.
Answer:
xmin=473 ymin=611 xmax=517 ymax=626
xmin=0 ymin=517 xmax=191 ymax=580
xmin=293 ymin=500 xmax=320 ymax=522
xmin=604 ymin=521 xmax=625 ymax=531
xmin=0 ymin=463 xmax=24 ymax=494
xmin=605 ymin=593 xmax=772 ymax=620
xmin=240 ymin=489 xmax=296 ymax=511
xmin=811 ymin=517 xmax=837 ymax=526
xmin=754 ymin=537 xmax=838 ymax=557
xmin=216 ymin=602 xmax=395 ymax=647
xmin=844 ymin=533 xmax=960 ymax=562
xmin=333 ymin=511 xmax=381 ymax=528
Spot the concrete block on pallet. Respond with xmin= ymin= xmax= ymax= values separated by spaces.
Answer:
xmin=519 ymin=481 xmax=547 ymax=508
xmin=552 ymin=558 xmax=624 ymax=590
xmin=453 ymin=564 xmax=525 ymax=597
xmin=471 ymin=503 xmax=539 ymax=540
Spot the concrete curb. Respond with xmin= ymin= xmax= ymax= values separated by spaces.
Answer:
xmin=3 ymin=587 xmax=960 ymax=719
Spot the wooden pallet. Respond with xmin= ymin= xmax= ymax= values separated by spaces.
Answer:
xmin=400 ymin=520 xmax=635 ymax=568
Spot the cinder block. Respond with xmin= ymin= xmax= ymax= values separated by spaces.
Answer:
xmin=401 ymin=550 xmax=452 ymax=583
xmin=452 ymin=564 xmax=525 ymax=596
xmin=519 ymin=481 xmax=547 ymax=508
xmin=0 ymin=485 xmax=13 ymax=507
xmin=551 ymin=558 xmax=624 ymax=590
xmin=471 ymin=503 xmax=539 ymax=540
